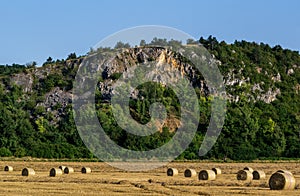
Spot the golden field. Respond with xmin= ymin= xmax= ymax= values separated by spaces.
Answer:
xmin=0 ymin=161 xmax=299 ymax=195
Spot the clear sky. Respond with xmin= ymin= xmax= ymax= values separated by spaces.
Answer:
xmin=0 ymin=0 xmax=299 ymax=65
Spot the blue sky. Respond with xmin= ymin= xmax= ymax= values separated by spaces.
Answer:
xmin=0 ymin=0 xmax=299 ymax=65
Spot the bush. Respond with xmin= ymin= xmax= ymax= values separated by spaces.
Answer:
xmin=14 ymin=147 xmax=26 ymax=157
xmin=0 ymin=147 xmax=12 ymax=157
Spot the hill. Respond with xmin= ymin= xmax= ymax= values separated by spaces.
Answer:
xmin=0 ymin=36 xmax=299 ymax=160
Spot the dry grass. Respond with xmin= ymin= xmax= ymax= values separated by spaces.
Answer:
xmin=0 ymin=161 xmax=299 ymax=195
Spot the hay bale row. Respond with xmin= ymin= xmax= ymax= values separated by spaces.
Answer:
xmin=199 ymin=170 xmax=216 ymax=180
xmin=269 ymin=170 xmax=295 ymax=190
xmin=4 ymin=166 xmax=91 ymax=176
xmin=167 ymin=168 xmax=178 ymax=176
xmin=22 ymin=168 xmax=35 ymax=176
xmin=52 ymin=165 xmax=69 ymax=176
xmin=4 ymin=166 xmax=13 ymax=172
xmin=166 ymin=167 xmax=221 ymax=179
xmin=237 ymin=170 xmax=253 ymax=181
xmin=81 ymin=167 xmax=91 ymax=174
xmin=184 ymin=169 xmax=197 ymax=177
xmin=58 ymin=166 xmax=92 ymax=174
xmin=3 ymin=164 xmax=297 ymax=191
xmin=168 ymin=167 xmax=221 ymax=179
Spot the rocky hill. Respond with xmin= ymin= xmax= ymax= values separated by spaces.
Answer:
xmin=0 ymin=36 xmax=299 ymax=160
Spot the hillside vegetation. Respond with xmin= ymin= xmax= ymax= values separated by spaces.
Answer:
xmin=0 ymin=36 xmax=299 ymax=160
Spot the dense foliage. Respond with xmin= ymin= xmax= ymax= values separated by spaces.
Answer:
xmin=0 ymin=36 xmax=299 ymax=161
xmin=200 ymin=36 xmax=300 ymax=160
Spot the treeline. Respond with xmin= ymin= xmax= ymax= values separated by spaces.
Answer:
xmin=0 ymin=64 xmax=26 ymax=76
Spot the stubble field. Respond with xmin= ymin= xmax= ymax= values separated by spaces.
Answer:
xmin=0 ymin=161 xmax=299 ymax=195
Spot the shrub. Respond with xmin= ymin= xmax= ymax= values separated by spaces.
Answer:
xmin=0 ymin=147 xmax=12 ymax=157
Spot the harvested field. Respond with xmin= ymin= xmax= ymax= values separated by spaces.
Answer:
xmin=0 ymin=161 xmax=299 ymax=195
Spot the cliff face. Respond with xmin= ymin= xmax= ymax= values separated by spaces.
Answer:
xmin=8 ymin=59 xmax=81 ymax=123
xmin=95 ymin=47 xmax=211 ymax=101
xmin=223 ymin=66 xmax=282 ymax=103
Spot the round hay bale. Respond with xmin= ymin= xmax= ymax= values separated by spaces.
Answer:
xmin=243 ymin=167 xmax=254 ymax=173
xmin=22 ymin=168 xmax=35 ymax=176
xmin=212 ymin=167 xmax=222 ymax=175
xmin=253 ymin=170 xmax=266 ymax=180
xmin=4 ymin=166 xmax=13 ymax=172
xmin=81 ymin=167 xmax=92 ymax=174
xmin=269 ymin=172 xmax=296 ymax=190
xmin=237 ymin=170 xmax=253 ymax=181
xmin=167 ymin=168 xmax=178 ymax=176
xmin=64 ymin=167 xmax=74 ymax=174
xmin=277 ymin=170 xmax=293 ymax=176
xmin=58 ymin=166 xmax=66 ymax=171
xmin=49 ymin=168 xmax=63 ymax=177
xmin=184 ymin=169 xmax=197 ymax=177
xmin=198 ymin=170 xmax=216 ymax=180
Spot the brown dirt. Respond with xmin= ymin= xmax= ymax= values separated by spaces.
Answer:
xmin=0 ymin=161 xmax=299 ymax=195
